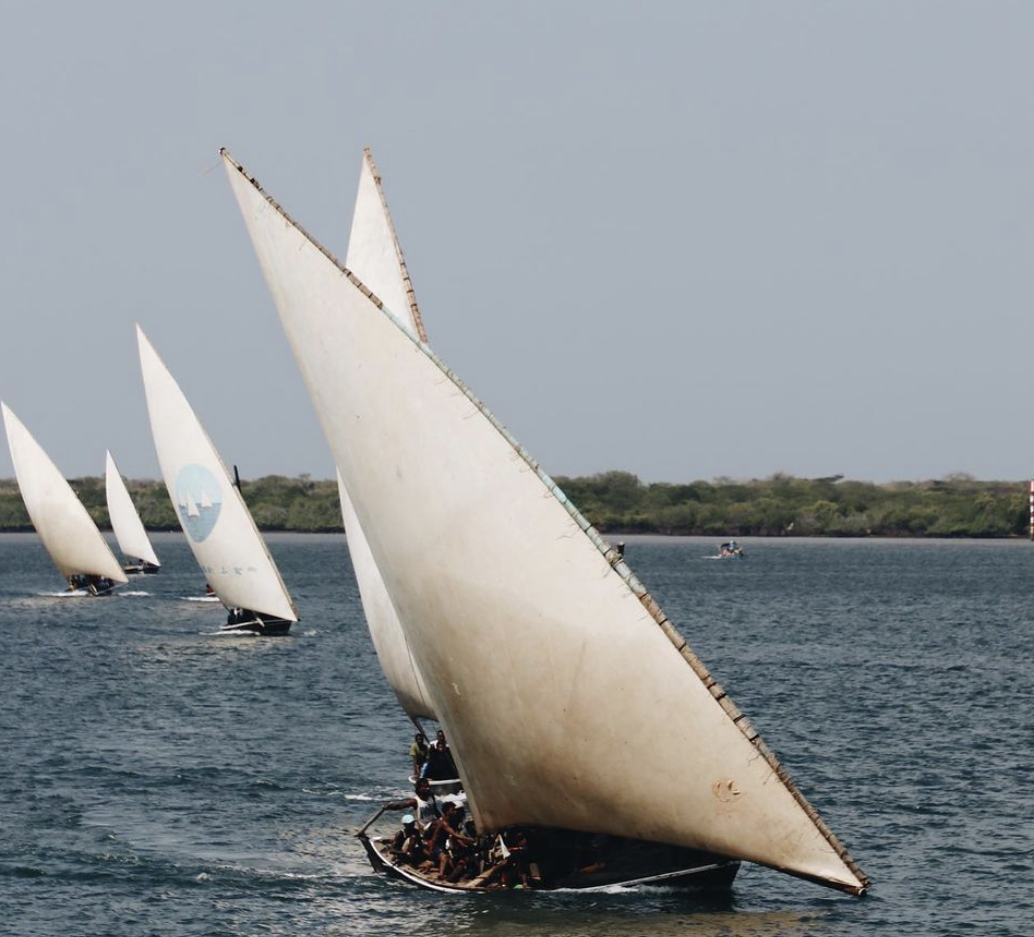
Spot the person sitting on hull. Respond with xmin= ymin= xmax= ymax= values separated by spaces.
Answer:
xmin=425 ymin=802 xmax=474 ymax=878
xmin=390 ymin=814 xmax=429 ymax=867
xmin=422 ymin=730 xmax=458 ymax=781
xmin=384 ymin=777 xmax=444 ymax=831
xmin=68 ymin=574 xmax=115 ymax=595
xmin=445 ymin=819 xmax=483 ymax=883
xmin=226 ymin=607 xmax=257 ymax=627
xmin=409 ymin=732 xmax=429 ymax=776
xmin=475 ymin=829 xmax=536 ymax=889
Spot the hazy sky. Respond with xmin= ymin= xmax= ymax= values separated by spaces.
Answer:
xmin=1 ymin=1 xmax=1031 ymax=483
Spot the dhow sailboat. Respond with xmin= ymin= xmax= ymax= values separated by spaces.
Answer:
xmin=222 ymin=149 xmax=869 ymax=895
xmin=136 ymin=327 xmax=298 ymax=635
xmin=105 ymin=451 xmax=161 ymax=575
xmin=2 ymin=403 xmax=127 ymax=595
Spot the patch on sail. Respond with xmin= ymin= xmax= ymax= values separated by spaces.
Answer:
xmin=176 ymin=464 xmax=223 ymax=542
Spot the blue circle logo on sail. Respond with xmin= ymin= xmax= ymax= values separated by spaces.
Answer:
xmin=175 ymin=465 xmax=223 ymax=543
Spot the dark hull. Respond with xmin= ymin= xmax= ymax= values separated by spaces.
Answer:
xmin=68 ymin=576 xmax=119 ymax=596
xmin=123 ymin=563 xmax=160 ymax=576
xmin=221 ymin=617 xmax=292 ymax=636
xmin=358 ymin=831 xmax=739 ymax=894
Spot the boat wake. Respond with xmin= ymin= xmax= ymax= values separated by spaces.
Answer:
xmin=183 ymin=596 xmax=221 ymax=603
xmin=119 ymin=591 xmax=150 ymax=597
xmin=552 ymin=882 xmax=685 ymax=895
xmin=39 ymin=590 xmax=89 ymax=598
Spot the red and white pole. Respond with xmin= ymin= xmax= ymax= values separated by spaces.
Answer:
xmin=1029 ymin=480 xmax=1033 ymax=540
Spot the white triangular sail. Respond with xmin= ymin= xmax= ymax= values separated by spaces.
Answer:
xmin=347 ymin=148 xmax=426 ymax=343
xmin=136 ymin=327 xmax=298 ymax=621
xmin=105 ymin=451 xmax=160 ymax=567
xmin=2 ymin=404 xmax=127 ymax=583
xmin=342 ymin=147 xmax=435 ymax=720
xmin=337 ymin=469 xmax=435 ymax=719
xmin=223 ymin=151 xmax=867 ymax=894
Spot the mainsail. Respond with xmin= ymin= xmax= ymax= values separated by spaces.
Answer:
xmin=104 ymin=451 xmax=161 ymax=567
xmin=341 ymin=148 xmax=434 ymax=720
xmin=2 ymin=403 xmax=127 ymax=584
xmin=223 ymin=151 xmax=869 ymax=894
xmin=136 ymin=327 xmax=297 ymax=622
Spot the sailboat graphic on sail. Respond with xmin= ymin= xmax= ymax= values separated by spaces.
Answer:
xmin=222 ymin=148 xmax=869 ymax=895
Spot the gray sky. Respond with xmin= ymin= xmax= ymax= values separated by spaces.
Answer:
xmin=1 ymin=1 xmax=1031 ymax=483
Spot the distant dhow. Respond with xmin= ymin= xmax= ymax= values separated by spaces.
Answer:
xmin=2 ymin=403 xmax=127 ymax=595
xmin=136 ymin=327 xmax=298 ymax=635
xmin=105 ymin=451 xmax=161 ymax=575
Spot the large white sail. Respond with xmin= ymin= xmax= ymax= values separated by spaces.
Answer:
xmin=104 ymin=451 xmax=160 ymax=567
xmin=338 ymin=470 xmax=435 ymax=719
xmin=223 ymin=151 xmax=867 ymax=894
xmin=341 ymin=148 xmax=435 ymax=719
xmin=2 ymin=403 xmax=127 ymax=583
xmin=136 ymin=327 xmax=297 ymax=622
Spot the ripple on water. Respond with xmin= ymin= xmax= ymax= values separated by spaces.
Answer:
xmin=1 ymin=535 xmax=1031 ymax=936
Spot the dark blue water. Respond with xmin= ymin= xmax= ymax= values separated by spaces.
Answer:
xmin=1 ymin=533 xmax=1030 ymax=936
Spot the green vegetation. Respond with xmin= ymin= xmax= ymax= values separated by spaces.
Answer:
xmin=552 ymin=471 xmax=1027 ymax=538
xmin=0 ymin=471 xmax=1028 ymax=538
xmin=0 ymin=475 xmax=343 ymax=534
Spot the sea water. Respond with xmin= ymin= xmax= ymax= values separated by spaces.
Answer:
xmin=0 ymin=532 xmax=1030 ymax=937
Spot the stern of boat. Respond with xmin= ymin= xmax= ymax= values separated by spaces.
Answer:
xmin=222 ymin=609 xmax=292 ymax=636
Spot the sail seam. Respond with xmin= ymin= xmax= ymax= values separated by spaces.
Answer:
xmin=221 ymin=149 xmax=870 ymax=892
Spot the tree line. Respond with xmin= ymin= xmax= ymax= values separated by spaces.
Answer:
xmin=0 ymin=471 xmax=1028 ymax=538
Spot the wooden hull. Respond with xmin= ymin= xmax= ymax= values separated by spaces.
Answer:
xmin=358 ymin=831 xmax=739 ymax=894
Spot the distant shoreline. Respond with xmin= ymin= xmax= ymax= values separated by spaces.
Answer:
xmin=0 ymin=525 xmax=1025 ymax=541
xmin=0 ymin=471 xmax=1029 ymax=539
